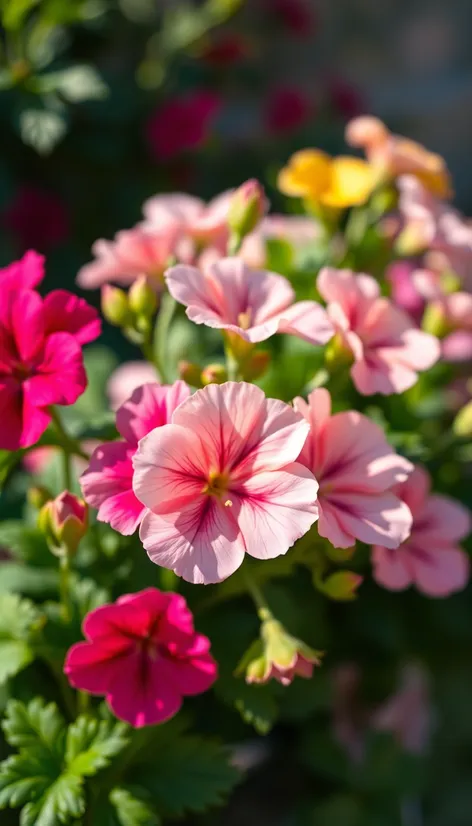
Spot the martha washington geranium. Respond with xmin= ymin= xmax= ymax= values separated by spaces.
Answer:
xmin=132 ymin=382 xmax=319 ymax=584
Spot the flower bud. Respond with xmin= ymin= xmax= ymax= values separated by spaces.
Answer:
xmin=237 ymin=617 xmax=322 ymax=687
xmin=201 ymin=364 xmax=228 ymax=386
xmin=128 ymin=276 xmax=158 ymax=317
xmin=324 ymin=333 xmax=353 ymax=371
xmin=240 ymin=350 xmax=271 ymax=381
xmin=453 ymin=400 xmax=472 ymax=438
xmin=101 ymin=285 xmax=131 ymax=327
xmin=394 ymin=225 xmax=427 ymax=257
xmin=317 ymin=570 xmax=362 ymax=601
xmin=27 ymin=485 xmax=52 ymax=510
xmin=422 ymin=301 xmax=449 ymax=338
xmin=178 ymin=361 xmax=203 ymax=388
xmin=38 ymin=491 xmax=88 ymax=557
xmin=228 ymin=179 xmax=268 ymax=240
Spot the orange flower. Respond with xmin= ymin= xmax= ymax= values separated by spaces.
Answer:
xmin=277 ymin=149 xmax=375 ymax=209
xmin=346 ymin=116 xmax=452 ymax=199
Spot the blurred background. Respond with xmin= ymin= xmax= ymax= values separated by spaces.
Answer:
xmin=1 ymin=2 xmax=472 ymax=825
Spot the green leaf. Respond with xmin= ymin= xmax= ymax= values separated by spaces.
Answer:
xmin=0 ymin=563 xmax=58 ymax=597
xmin=215 ymin=676 xmax=278 ymax=735
xmin=0 ymin=594 xmax=44 ymax=684
xmin=1 ymin=0 xmax=40 ymax=29
xmin=19 ymin=108 xmax=67 ymax=155
xmin=110 ymin=788 xmax=160 ymax=826
xmin=265 ymin=237 xmax=294 ymax=276
xmin=39 ymin=65 xmax=109 ymax=103
xmin=0 ymin=522 xmax=53 ymax=567
xmin=0 ymin=449 xmax=23 ymax=489
xmin=134 ymin=736 xmax=240 ymax=817
xmin=65 ymin=717 xmax=129 ymax=777
xmin=2 ymin=698 xmax=65 ymax=755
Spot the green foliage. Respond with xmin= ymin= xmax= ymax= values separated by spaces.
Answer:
xmin=38 ymin=65 xmax=109 ymax=103
xmin=0 ymin=521 xmax=54 ymax=567
xmin=1 ymin=0 xmax=40 ymax=30
xmin=18 ymin=108 xmax=68 ymax=155
xmin=0 ymin=593 xmax=44 ymax=684
xmin=109 ymin=788 xmax=160 ymax=826
xmin=0 ymin=699 xmax=129 ymax=826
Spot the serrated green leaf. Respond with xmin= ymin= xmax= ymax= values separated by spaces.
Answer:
xmin=110 ymin=788 xmax=160 ymax=826
xmin=2 ymin=698 xmax=65 ymax=755
xmin=0 ymin=594 xmax=44 ymax=684
xmin=19 ymin=108 xmax=67 ymax=155
xmin=134 ymin=736 xmax=240 ymax=817
xmin=216 ymin=676 xmax=278 ymax=735
xmin=65 ymin=717 xmax=129 ymax=777
xmin=0 ymin=641 xmax=33 ymax=684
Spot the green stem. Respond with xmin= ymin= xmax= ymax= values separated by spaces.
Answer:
xmin=59 ymin=554 xmax=72 ymax=623
xmin=243 ymin=567 xmax=272 ymax=621
xmin=49 ymin=407 xmax=89 ymax=463
xmin=225 ymin=344 xmax=240 ymax=381
xmin=152 ymin=292 xmax=177 ymax=383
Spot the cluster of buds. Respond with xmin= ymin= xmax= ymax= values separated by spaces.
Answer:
xmin=101 ymin=276 xmax=158 ymax=344
xmin=179 ymin=351 xmax=271 ymax=388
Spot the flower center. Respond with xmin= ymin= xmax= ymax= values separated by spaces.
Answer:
xmin=237 ymin=310 xmax=252 ymax=330
xmin=12 ymin=361 xmax=31 ymax=381
xmin=203 ymin=470 xmax=232 ymax=506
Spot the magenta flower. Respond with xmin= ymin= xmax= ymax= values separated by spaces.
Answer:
xmin=81 ymin=381 xmax=190 ymax=535
xmin=166 ymin=257 xmax=334 ymax=347
xmin=146 ymin=91 xmax=221 ymax=161
xmin=372 ymin=465 xmax=471 ymax=597
xmin=318 ymin=267 xmax=440 ymax=395
xmin=0 ymin=289 xmax=90 ymax=450
xmin=2 ymin=185 xmax=69 ymax=252
xmin=0 ymin=249 xmax=45 ymax=291
xmin=293 ymin=388 xmax=413 ymax=548
xmin=64 ymin=588 xmax=217 ymax=727
xmin=132 ymin=382 xmax=319 ymax=584
xmin=76 ymin=224 xmax=179 ymax=290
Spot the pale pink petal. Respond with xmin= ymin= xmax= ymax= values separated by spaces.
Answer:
xmin=116 ymin=381 xmax=190 ymax=444
xmin=266 ymin=300 xmax=334 ymax=346
xmin=42 ymin=290 xmax=101 ymax=344
xmin=234 ymin=463 xmax=319 ymax=560
xmin=442 ymin=331 xmax=472 ymax=362
xmin=318 ymin=267 xmax=380 ymax=307
xmin=351 ymin=355 xmax=419 ymax=396
xmin=143 ymin=193 xmax=204 ymax=229
xmin=107 ymin=362 xmax=159 ymax=410
xmin=81 ymin=442 xmax=146 ymax=535
xmin=418 ymin=495 xmax=471 ymax=544
xmin=400 ymin=329 xmax=441 ymax=370
xmin=132 ymin=425 xmax=208 ymax=514
xmin=139 ymin=500 xmax=247 ymax=584
xmin=410 ymin=545 xmax=470 ymax=597
xmin=320 ymin=493 xmax=412 ymax=549
xmin=293 ymin=388 xmax=332 ymax=469
xmin=372 ymin=545 xmax=414 ymax=591
xmin=394 ymin=465 xmax=430 ymax=517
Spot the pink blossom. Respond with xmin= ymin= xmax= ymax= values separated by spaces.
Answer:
xmin=166 ymin=257 xmax=334 ymax=347
xmin=143 ymin=189 xmax=234 ymax=249
xmin=293 ymin=388 xmax=413 ymax=548
xmin=0 ymin=289 xmax=87 ymax=450
xmin=107 ymin=361 xmax=159 ymax=410
xmin=265 ymin=87 xmax=311 ymax=134
xmin=64 ymin=587 xmax=217 ymax=727
xmin=2 ymin=186 xmax=69 ymax=252
xmin=76 ymin=224 xmax=179 ymax=290
xmin=0 ymin=250 xmax=45 ymax=291
xmin=398 ymin=176 xmax=472 ymax=285
xmin=241 ymin=214 xmax=319 ymax=269
xmin=146 ymin=91 xmax=221 ymax=161
xmin=386 ymin=261 xmax=426 ymax=322
xmin=317 ymin=267 xmax=440 ymax=395
xmin=433 ymin=292 xmax=472 ymax=362
xmin=372 ymin=465 xmax=471 ymax=596
xmin=81 ymin=381 xmax=190 ymax=536
xmin=371 ymin=664 xmax=432 ymax=755
xmin=133 ymin=382 xmax=319 ymax=584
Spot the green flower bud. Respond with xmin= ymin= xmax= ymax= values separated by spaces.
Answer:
xmin=101 ymin=285 xmax=131 ymax=327
xmin=237 ymin=618 xmax=322 ymax=687
xmin=228 ymin=179 xmax=268 ymax=241
xmin=38 ymin=491 xmax=88 ymax=557
xmin=128 ymin=276 xmax=158 ymax=317
xmin=201 ymin=364 xmax=228 ymax=386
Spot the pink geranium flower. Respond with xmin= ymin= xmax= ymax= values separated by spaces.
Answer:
xmin=317 ymin=267 xmax=440 ymax=395
xmin=76 ymin=224 xmax=179 ymax=289
xmin=0 ymin=289 xmax=88 ymax=450
xmin=146 ymin=91 xmax=221 ymax=161
xmin=143 ymin=189 xmax=234 ymax=250
xmin=2 ymin=185 xmax=69 ymax=252
xmin=372 ymin=465 xmax=471 ymax=597
xmin=64 ymin=588 xmax=217 ymax=727
xmin=0 ymin=249 xmax=45 ymax=291
xmin=293 ymin=388 xmax=413 ymax=548
xmin=166 ymin=257 xmax=334 ymax=347
xmin=133 ymin=382 xmax=319 ymax=584
xmin=81 ymin=381 xmax=190 ymax=535
xmin=107 ymin=361 xmax=159 ymax=410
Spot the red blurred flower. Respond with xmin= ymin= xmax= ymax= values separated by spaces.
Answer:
xmin=329 ymin=77 xmax=365 ymax=121
xmin=146 ymin=91 xmax=221 ymax=161
xmin=268 ymin=0 xmax=315 ymax=36
xmin=200 ymin=33 xmax=248 ymax=67
xmin=265 ymin=86 xmax=311 ymax=134
xmin=2 ymin=186 xmax=69 ymax=252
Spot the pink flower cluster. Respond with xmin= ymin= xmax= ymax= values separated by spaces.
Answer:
xmin=0 ymin=250 xmax=100 ymax=450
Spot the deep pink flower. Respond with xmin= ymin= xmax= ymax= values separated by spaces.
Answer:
xmin=317 ymin=267 xmax=440 ymax=395
xmin=386 ymin=261 xmax=426 ymax=322
xmin=0 ymin=250 xmax=45 ymax=291
xmin=81 ymin=382 xmax=190 ymax=535
xmin=372 ymin=465 xmax=471 ymax=596
xmin=0 ymin=289 xmax=87 ymax=450
xmin=2 ymin=186 xmax=69 ymax=252
xmin=265 ymin=87 xmax=311 ymax=134
xmin=133 ymin=382 xmax=319 ymax=584
xmin=143 ymin=190 xmax=234 ymax=250
xmin=293 ymin=388 xmax=413 ymax=548
xmin=77 ymin=224 xmax=179 ymax=290
xmin=166 ymin=257 xmax=334 ymax=347
xmin=42 ymin=290 xmax=101 ymax=345
xmin=146 ymin=92 xmax=221 ymax=161
xmin=64 ymin=588 xmax=217 ymax=727
xmin=398 ymin=175 xmax=472 ymax=285
xmin=107 ymin=361 xmax=159 ymax=410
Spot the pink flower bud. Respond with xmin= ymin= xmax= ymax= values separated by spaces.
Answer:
xmin=238 ymin=617 xmax=322 ymax=687
xmin=201 ymin=364 xmax=227 ymax=386
xmin=39 ymin=491 xmax=88 ymax=556
xmin=228 ymin=179 xmax=268 ymax=239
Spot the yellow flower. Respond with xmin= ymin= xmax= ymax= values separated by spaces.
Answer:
xmin=277 ymin=149 xmax=376 ymax=209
